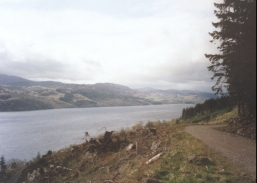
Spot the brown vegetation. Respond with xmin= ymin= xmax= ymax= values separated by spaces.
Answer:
xmin=3 ymin=117 xmax=254 ymax=183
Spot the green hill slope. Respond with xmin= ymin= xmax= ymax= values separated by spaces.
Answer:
xmin=0 ymin=74 xmax=217 ymax=111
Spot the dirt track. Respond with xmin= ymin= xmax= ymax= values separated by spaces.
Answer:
xmin=185 ymin=124 xmax=256 ymax=179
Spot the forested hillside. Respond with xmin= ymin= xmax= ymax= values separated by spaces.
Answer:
xmin=180 ymin=96 xmax=236 ymax=123
xmin=0 ymin=74 xmax=217 ymax=111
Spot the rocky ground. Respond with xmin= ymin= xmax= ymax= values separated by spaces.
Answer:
xmin=218 ymin=117 xmax=256 ymax=140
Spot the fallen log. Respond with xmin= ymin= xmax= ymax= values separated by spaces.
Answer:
xmin=146 ymin=153 xmax=163 ymax=165
xmin=125 ymin=143 xmax=134 ymax=151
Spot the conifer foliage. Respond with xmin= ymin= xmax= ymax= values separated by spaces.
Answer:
xmin=181 ymin=96 xmax=235 ymax=120
xmin=205 ymin=0 xmax=256 ymax=117
xmin=0 ymin=155 xmax=7 ymax=173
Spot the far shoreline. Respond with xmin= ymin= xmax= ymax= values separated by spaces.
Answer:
xmin=0 ymin=103 xmax=195 ymax=113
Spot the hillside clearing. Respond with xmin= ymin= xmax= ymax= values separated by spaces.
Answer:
xmin=5 ymin=121 xmax=254 ymax=183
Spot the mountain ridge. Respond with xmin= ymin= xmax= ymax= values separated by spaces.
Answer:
xmin=0 ymin=74 xmax=217 ymax=111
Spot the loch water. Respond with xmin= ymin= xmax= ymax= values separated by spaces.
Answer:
xmin=0 ymin=104 xmax=193 ymax=161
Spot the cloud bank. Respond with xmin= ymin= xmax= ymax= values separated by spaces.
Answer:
xmin=0 ymin=0 xmax=221 ymax=91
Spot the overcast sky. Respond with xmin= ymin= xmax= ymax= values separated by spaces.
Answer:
xmin=0 ymin=0 xmax=222 ymax=92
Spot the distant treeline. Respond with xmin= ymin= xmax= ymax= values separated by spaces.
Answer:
xmin=181 ymin=97 xmax=236 ymax=120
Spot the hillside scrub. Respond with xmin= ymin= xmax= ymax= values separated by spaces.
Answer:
xmin=4 ymin=112 xmax=255 ymax=183
xmin=180 ymin=96 xmax=236 ymax=123
xmin=180 ymin=105 xmax=256 ymax=140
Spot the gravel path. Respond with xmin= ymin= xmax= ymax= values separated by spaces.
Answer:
xmin=185 ymin=124 xmax=256 ymax=179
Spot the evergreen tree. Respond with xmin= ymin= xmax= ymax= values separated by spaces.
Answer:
xmin=0 ymin=155 xmax=7 ymax=173
xmin=181 ymin=97 xmax=236 ymax=120
xmin=205 ymin=0 xmax=256 ymax=117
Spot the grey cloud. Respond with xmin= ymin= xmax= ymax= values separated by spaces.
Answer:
xmin=127 ymin=58 xmax=215 ymax=92
xmin=166 ymin=61 xmax=213 ymax=83
xmin=83 ymin=60 xmax=102 ymax=67
xmin=140 ymin=47 xmax=213 ymax=80
xmin=0 ymin=50 xmax=100 ymax=82
xmin=0 ymin=52 xmax=64 ymax=78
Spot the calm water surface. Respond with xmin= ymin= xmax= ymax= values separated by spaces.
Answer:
xmin=0 ymin=104 xmax=193 ymax=161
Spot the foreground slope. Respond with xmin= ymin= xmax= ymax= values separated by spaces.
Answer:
xmin=3 ymin=120 xmax=255 ymax=182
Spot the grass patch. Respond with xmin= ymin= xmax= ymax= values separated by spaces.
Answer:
xmin=154 ymin=168 xmax=169 ymax=180
xmin=179 ymin=107 xmax=235 ymax=124
xmin=208 ymin=107 xmax=238 ymax=124
xmin=141 ymin=122 xmax=253 ymax=183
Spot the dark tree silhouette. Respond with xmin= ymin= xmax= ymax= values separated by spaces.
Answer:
xmin=0 ymin=155 xmax=7 ymax=173
xmin=205 ymin=0 xmax=256 ymax=118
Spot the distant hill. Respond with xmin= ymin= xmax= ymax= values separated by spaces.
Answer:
xmin=0 ymin=74 xmax=65 ymax=87
xmin=0 ymin=74 xmax=217 ymax=111
xmin=0 ymin=74 xmax=34 ymax=86
xmin=134 ymin=88 xmax=217 ymax=104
